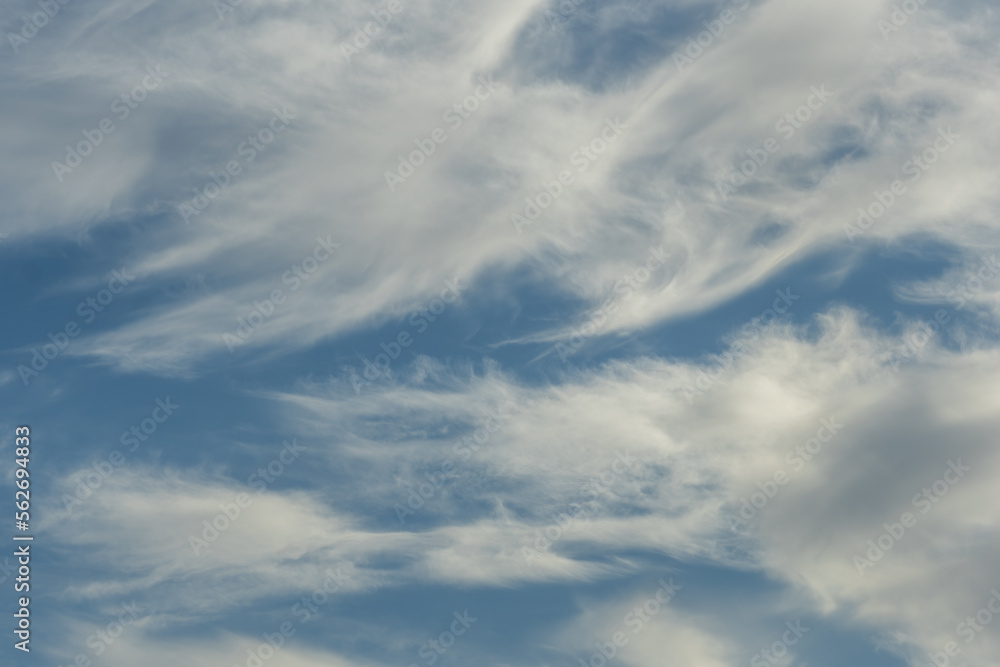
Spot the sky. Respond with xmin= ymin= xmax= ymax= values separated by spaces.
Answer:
xmin=1 ymin=0 xmax=1000 ymax=665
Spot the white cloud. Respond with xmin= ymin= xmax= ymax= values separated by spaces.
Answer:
xmin=40 ymin=307 xmax=1000 ymax=664
xmin=0 ymin=0 xmax=991 ymax=374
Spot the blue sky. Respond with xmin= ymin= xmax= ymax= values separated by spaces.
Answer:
xmin=2 ymin=0 xmax=1000 ymax=666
